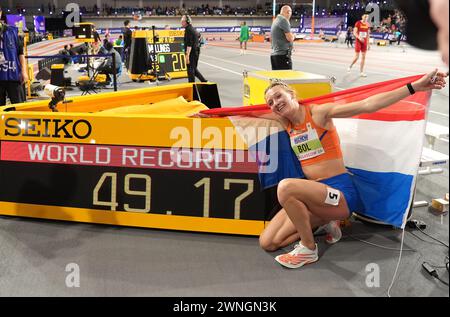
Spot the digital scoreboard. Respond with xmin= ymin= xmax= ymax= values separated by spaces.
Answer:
xmin=129 ymin=30 xmax=188 ymax=81
xmin=0 ymin=83 xmax=276 ymax=236
xmin=73 ymin=22 xmax=95 ymax=43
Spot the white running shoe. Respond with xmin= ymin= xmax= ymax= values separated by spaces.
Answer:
xmin=275 ymin=242 xmax=318 ymax=269
xmin=360 ymin=72 xmax=367 ymax=77
xmin=347 ymin=67 xmax=352 ymax=73
xmin=325 ymin=220 xmax=342 ymax=244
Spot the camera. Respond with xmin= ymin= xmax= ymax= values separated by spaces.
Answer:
xmin=44 ymin=84 xmax=65 ymax=112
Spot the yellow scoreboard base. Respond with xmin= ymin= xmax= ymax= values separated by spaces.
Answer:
xmin=0 ymin=202 xmax=264 ymax=236
xmin=243 ymin=70 xmax=332 ymax=106
xmin=0 ymin=82 xmax=271 ymax=236
xmin=129 ymin=71 xmax=187 ymax=82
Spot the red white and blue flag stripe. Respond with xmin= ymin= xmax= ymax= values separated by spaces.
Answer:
xmin=204 ymin=75 xmax=430 ymax=228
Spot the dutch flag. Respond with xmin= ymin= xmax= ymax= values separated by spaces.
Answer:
xmin=222 ymin=75 xmax=429 ymax=228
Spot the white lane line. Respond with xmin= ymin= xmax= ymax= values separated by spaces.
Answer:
xmin=429 ymin=111 xmax=449 ymax=118
xmin=207 ymin=45 xmax=437 ymax=78
xmin=199 ymin=61 xmax=242 ymax=76
xmin=203 ymin=46 xmax=449 ymax=118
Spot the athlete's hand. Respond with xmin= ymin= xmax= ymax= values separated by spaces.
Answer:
xmin=413 ymin=69 xmax=448 ymax=92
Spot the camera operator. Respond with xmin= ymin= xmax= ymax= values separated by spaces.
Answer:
xmin=0 ymin=7 xmax=28 ymax=106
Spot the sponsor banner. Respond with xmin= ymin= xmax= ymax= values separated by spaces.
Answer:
xmin=97 ymin=26 xmax=274 ymax=34
xmin=63 ymin=29 xmax=73 ymax=36
xmin=6 ymin=14 xmax=27 ymax=31
xmin=34 ymin=15 xmax=46 ymax=33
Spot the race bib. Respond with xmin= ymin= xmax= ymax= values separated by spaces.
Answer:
xmin=359 ymin=32 xmax=368 ymax=39
xmin=290 ymin=123 xmax=325 ymax=161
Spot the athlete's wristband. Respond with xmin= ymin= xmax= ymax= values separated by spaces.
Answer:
xmin=407 ymin=83 xmax=416 ymax=95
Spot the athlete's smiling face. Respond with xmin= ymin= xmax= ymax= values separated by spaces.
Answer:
xmin=265 ymin=85 xmax=297 ymax=117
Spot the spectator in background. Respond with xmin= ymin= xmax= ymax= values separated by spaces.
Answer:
xmin=318 ymin=29 xmax=325 ymax=40
xmin=239 ymin=21 xmax=250 ymax=55
xmin=115 ymin=35 xmax=124 ymax=46
xmin=395 ymin=29 xmax=403 ymax=45
xmin=103 ymin=33 xmax=112 ymax=46
xmin=68 ymin=44 xmax=80 ymax=63
xmin=60 ymin=45 xmax=71 ymax=64
xmin=345 ymin=27 xmax=354 ymax=47
xmin=181 ymin=14 xmax=207 ymax=83
xmin=0 ymin=7 xmax=28 ymax=106
xmin=92 ymin=27 xmax=101 ymax=54
xmin=114 ymin=35 xmax=124 ymax=60
xmin=122 ymin=20 xmax=132 ymax=68
xmin=97 ymin=41 xmax=122 ymax=87
xmin=68 ymin=43 xmax=76 ymax=56
xmin=270 ymin=5 xmax=294 ymax=70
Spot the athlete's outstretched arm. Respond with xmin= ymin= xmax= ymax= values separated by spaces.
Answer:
xmin=321 ymin=70 xmax=447 ymax=119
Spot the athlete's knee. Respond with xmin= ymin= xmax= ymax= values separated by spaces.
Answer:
xmin=277 ymin=179 xmax=304 ymax=205
xmin=259 ymin=234 xmax=279 ymax=252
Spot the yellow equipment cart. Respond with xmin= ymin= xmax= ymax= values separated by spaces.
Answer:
xmin=243 ymin=70 xmax=332 ymax=106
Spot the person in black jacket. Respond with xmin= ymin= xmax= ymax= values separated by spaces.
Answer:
xmin=122 ymin=20 xmax=132 ymax=69
xmin=181 ymin=15 xmax=207 ymax=83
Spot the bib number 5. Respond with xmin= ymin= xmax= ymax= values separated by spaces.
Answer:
xmin=325 ymin=187 xmax=341 ymax=206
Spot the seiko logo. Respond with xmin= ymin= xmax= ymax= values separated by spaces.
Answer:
xmin=4 ymin=118 xmax=92 ymax=139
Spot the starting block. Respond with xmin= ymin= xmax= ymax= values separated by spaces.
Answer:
xmin=419 ymin=122 xmax=449 ymax=175
xmin=419 ymin=147 xmax=449 ymax=175
xmin=431 ymin=199 xmax=449 ymax=213
xmin=425 ymin=122 xmax=449 ymax=148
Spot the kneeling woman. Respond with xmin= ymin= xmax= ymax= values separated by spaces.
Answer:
xmin=259 ymin=70 xmax=447 ymax=269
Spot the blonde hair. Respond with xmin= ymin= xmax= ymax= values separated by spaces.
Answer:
xmin=264 ymin=80 xmax=297 ymax=99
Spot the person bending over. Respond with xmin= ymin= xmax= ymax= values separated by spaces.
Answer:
xmin=97 ymin=42 xmax=122 ymax=86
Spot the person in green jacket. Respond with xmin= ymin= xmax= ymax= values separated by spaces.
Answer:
xmin=239 ymin=21 xmax=250 ymax=55
xmin=114 ymin=35 xmax=124 ymax=46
